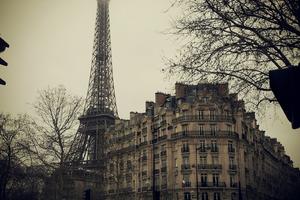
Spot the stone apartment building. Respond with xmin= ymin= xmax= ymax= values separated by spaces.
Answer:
xmin=103 ymin=83 xmax=300 ymax=200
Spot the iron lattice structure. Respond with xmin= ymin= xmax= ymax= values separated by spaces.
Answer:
xmin=84 ymin=0 xmax=118 ymax=117
xmin=69 ymin=0 xmax=118 ymax=165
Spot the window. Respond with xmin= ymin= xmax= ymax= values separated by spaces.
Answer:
xmin=210 ymin=110 xmax=216 ymax=120
xmin=198 ymin=110 xmax=204 ymax=119
xmin=142 ymin=134 xmax=147 ymax=142
xmin=183 ymin=174 xmax=191 ymax=187
xmin=230 ymin=174 xmax=236 ymax=187
xmin=184 ymin=192 xmax=191 ymax=200
xmin=200 ymin=173 xmax=207 ymax=186
xmin=203 ymin=97 xmax=209 ymax=103
xmin=231 ymin=192 xmax=237 ymax=200
xmin=182 ymin=142 xmax=189 ymax=152
xmin=182 ymin=124 xmax=188 ymax=135
xmin=199 ymin=156 xmax=207 ymax=165
xmin=110 ymin=163 xmax=114 ymax=172
xmin=161 ymin=144 xmax=166 ymax=152
xmin=160 ymin=128 xmax=166 ymax=137
xmin=211 ymin=140 xmax=218 ymax=152
xmin=201 ymin=192 xmax=208 ymax=200
xmin=199 ymin=140 xmax=206 ymax=152
xmin=175 ymin=157 xmax=178 ymax=168
xmin=143 ymin=150 xmax=147 ymax=157
xmin=225 ymin=110 xmax=230 ymax=118
xmin=228 ymin=140 xmax=234 ymax=152
xmin=182 ymin=110 xmax=188 ymax=119
xmin=127 ymin=160 xmax=132 ymax=170
xmin=183 ymin=157 xmax=189 ymax=165
xmin=161 ymin=159 xmax=167 ymax=168
xmin=212 ymin=155 xmax=219 ymax=165
xmin=212 ymin=173 xmax=219 ymax=186
xmin=199 ymin=124 xmax=204 ymax=135
xmin=214 ymin=192 xmax=221 ymax=200
xmin=227 ymin=124 xmax=232 ymax=133
xmin=229 ymin=156 xmax=235 ymax=167
xmin=120 ymin=159 xmax=124 ymax=171
xmin=210 ymin=124 xmax=217 ymax=135
xmin=161 ymin=175 xmax=167 ymax=187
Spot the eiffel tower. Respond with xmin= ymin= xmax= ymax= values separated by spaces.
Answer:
xmin=70 ymin=0 xmax=118 ymax=165
xmin=64 ymin=1 xmax=118 ymax=198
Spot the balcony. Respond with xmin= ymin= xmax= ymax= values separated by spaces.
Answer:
xmin=199 ymin=182 xmax=226 ymax=187
xmin=142 ymin=127 xmax=147 ymax=134
xmin=171 ymin=131 xmax=239 ymax=140
xmin=182 ymin=181 xmax=191 ymax=188
xmin=139 ymin=141 xmax=148 ymax=147
xmin=197 ymin=164 xmax=222 ymax=170
xmin=142 ymin=171 xmax=147 ymax=177
xmin=230 ymin=182 xmax=238 ymax=188
xmin=119 ymin=187 xmax=133 ymax=193
xmin=158 ymin=135 xmax=167 ymax=141
xmin=161 ymin=183 xmax=167 ymax=190
xmin=211 ymin=147 xmax=219 ymax=153
xmin=161 ymin=120 xmax=167 ymax=126
xmin=172 ymin=115 xmax=233 ymax=124
xmin=108 ymin=189 xmax=115 ymax=194
xmin=160 ymin=150 xmax=167 ymax=157
xmin=198 ymin=147 xmax=206 ymax=153
xmin=181 ymin=147 xmax=190 ymax=153
xmin=142 ymin=155 xmax=147 ymax=162
xmin=228 ymin=147 xmax=235 ymax=153
xmin=229 ymin=164 xmax=237 ymax=171
xmin=181 ymin=164 xmax=191 ymax=170
xmin=161 ymin=166 xmax=167 ymax=173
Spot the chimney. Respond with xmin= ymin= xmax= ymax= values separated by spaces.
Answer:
xmin=155 ymin=92 xmax=168 ymax=107
xmin=218 ymin=83 xmax=229 ymax=96
xmin=175 ymin=83 xmax=186 ymax=99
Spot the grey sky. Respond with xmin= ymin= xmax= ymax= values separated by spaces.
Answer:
xmin=0 ymin=0 xmax=299 ymax=167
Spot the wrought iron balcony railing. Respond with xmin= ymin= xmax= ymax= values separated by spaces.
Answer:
xmin=228 ymin=147 xmax=235 ymax=153
xmin=173 ymin=115 xmax=233 ymax=123
xmin=197 ymin=164 xmax=222 ymax=170
xmin=160 ymin=150 xmax=167 ymax=156
xmin=161 ymin=166 xmax=167 ymax=173
xmin=198 ymin=182 xmax=226 ymax=187
xmin=158 ymin=135 xmax=167 ymax=141
xmin=171 ymin=131 xmax=238 ymax=139
xmin=181 ymin=147 xmax=190 ymax=153
xmin=229 ymin=164 xmax=237 ymax=170
xmin=142 ymin=155 xmax=147 ymax=162
xmin=182 ymin=181 xmax=191 ymax=188
xmin=138 ymin=141 xmax=148 ymax=147
xmin=181 ymin=164 xmax=191 ymax=170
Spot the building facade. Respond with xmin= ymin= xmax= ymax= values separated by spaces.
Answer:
xmin=103 ymin=83 xmax=300 ymax=200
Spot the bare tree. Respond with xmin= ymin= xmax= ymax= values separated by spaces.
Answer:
xmin=0 ymin=114 xmax=39 ymax=200
xmin=166 ymin=0 xmax=300 ymax=107
xmin=28 ymin=85 xmax=83 ymax=169
xmin=26 ymin=86 xmax=83 ymax=199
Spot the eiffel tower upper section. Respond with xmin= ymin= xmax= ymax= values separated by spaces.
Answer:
xmin=83 ymin=0 xmax=118 ymax=118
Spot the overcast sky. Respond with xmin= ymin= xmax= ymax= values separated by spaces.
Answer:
xmin=0 ymin=0 xmax=299 ymax=167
